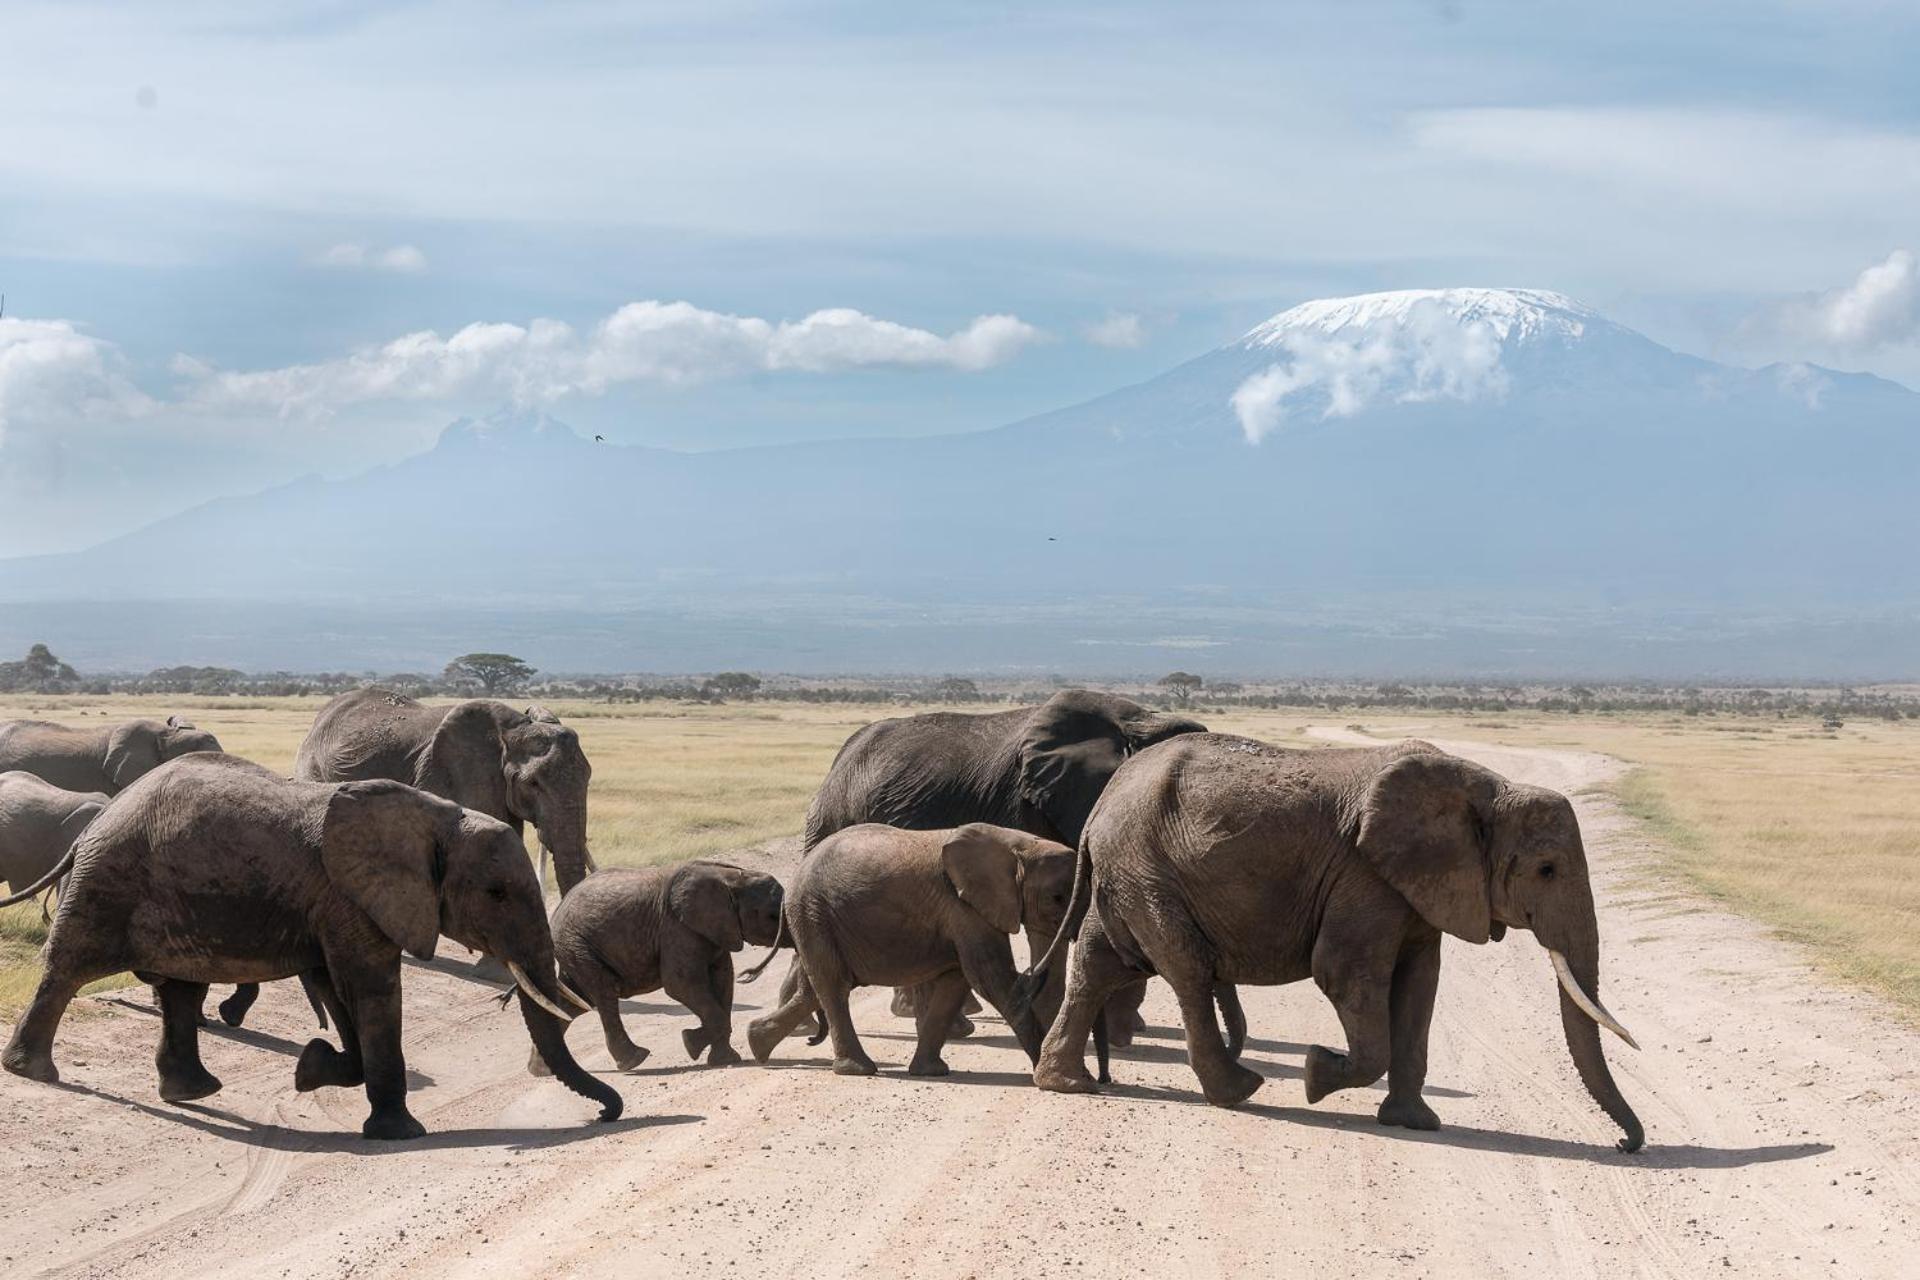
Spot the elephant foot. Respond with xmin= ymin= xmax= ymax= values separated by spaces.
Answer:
xmin=361 ymin=1109 xmax=427 ymax=1141
xmin=158 ymin=1066 xmax=223 ymax=1103
xmin=681 ymin=1028 xmax=710 ymax=1061
xmin=907 ymin=1055 xmax=950 ymax=1077
xmin=948 ymin=1014 xmax=976 ymax=1039
xmin=1377 ymin=1094 xmax=1441 ymax=1131
xmin=806 ymin=1012 xmax=829 ymax=1046
xmin=890 ymin=988 xmax=916 ymax=1018
xmin=1 ymin=1046 xmax=58 ymax=1085
xmin=612 ymin=1043 xmax=652 ymax=1071
xmin=216 ymin=998 xmax=248 ymax=1028
xmin=1303 ymin=1045 xmax=1347 ymax=1105
xmin=831 ymin=1054 xmax=877 ymax=1077
xmin=295 ymin=1038 xmax=364 ymax=1092
xmin=1105 ymin=1014 xmax=1138 ymax=1049
xmin=747 ymin=1019 xmax=785 ymax=1063
xmin=706 ymin=1044 xmax=743 ymax=1067
xmin=1033 ymin=1059 xmax=1099 ymax=1095
xmin=1199 ymin=1062 xmax=1264 ymax=1109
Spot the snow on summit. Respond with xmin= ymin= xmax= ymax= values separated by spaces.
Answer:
xmin=1241 ymin=287 xmax=1599 ymax=349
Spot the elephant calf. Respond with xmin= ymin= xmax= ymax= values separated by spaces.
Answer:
xmin=537 ymin=860 xmax=783 ymax=1073
xmin=0 ymin=771 xmax=108 ymax=898
xmin=748 ymin=823 xmax=1074 ymax=1078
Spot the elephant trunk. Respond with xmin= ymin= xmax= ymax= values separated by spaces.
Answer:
xmin=1552 ymin=933 xmax=1643 ymax=1153
xmin=514 ymin=957 xmax=622 ymax=1121
xmin=536 ymin=802 xmax=592 ymax=897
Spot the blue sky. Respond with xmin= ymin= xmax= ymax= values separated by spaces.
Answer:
xmin=2 ymin=0 xmax=1917 ymax=555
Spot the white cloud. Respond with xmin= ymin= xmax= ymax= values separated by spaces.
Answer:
xmin=182 ymin=301 xmax=1044 ymax=417
xmin=1085 ymin=312 xmax=1146 ymax=349
xmin=314 ymin=243 xmax=430 ymax=274
xmin=1755 ymin=249 xmax=1919 ymax=355
xmin=0 ymin=316 xmax=152 ymax=448
xmin=1229 ymin=300 xmax=1507 ymax=444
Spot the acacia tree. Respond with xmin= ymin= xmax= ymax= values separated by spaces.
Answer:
xmin=1158 ymin=671 xmax=1204 ymax=707
xmin=703 ymin=672 xmax=762 ymax=700
xmin=0 ymin=643 xmax=79 ymax=693
xmin=444 ymin=652 xmax=536 ymax=695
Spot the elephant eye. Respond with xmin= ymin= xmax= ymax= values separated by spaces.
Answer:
xmin=488 ymin=884 xmax=510 ymax=901
xmin=1538 ymin=862 xmax=1556 ymax=880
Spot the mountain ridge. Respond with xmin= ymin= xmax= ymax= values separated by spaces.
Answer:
xmin=3 ymin=287 xmax=1915 ymax=675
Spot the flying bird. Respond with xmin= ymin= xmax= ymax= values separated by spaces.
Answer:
xmin=594 ymin=434 xmax=605 ymax=443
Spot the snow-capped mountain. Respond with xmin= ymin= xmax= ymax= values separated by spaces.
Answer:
xmin=3 ymin=289 xmax=1915 ymax=676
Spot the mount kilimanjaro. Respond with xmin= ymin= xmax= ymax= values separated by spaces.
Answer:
xmin=3 ymin=288 xmax=1915 ymax=676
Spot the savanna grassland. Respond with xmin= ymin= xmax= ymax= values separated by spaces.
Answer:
xmin=3 ymin=693 xmax=1917 ymax=1026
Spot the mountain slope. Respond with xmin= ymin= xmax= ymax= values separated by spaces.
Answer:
xmin=2 ymin=289 xmax=1915 ymax=674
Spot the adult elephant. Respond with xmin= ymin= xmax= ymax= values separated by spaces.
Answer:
xmin=0 ymin=754 xmax=620 ymax=1139
xmin=0 ymin=771 xmax=108 ymax=897
xmin=1024 ymin=736 xmax=1645 ymax=1153
xmin=295 ymin=688 xmax=594 ymax=893
xmin=801 ymin=689 xmax=1239 ymax=1056
xmin=0 ymin=716 xmax=221 ymax=794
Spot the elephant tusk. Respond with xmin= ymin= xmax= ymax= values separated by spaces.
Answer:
xmin=1550 ymin=950 xmax=1640 ymax=1050
xmin=556 ymin=977 xmax=594 ymax=1011
xmin=508 ymin=962 xmax=575 ymax=1021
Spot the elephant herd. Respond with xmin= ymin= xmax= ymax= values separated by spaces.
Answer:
xmin=0 ymin=688 xmax=1644 ymax=1154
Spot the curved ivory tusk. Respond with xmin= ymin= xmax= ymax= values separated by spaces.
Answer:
xmin=1550 ymin=950 xmax=1640 ymax=1050
xmin=556 ymin=977 xmax=594 ymax=1011
xmin=584 ymin=847 xmax=599 ymax=873
xmin=508 ymin=961 xmax=575 ymax=1021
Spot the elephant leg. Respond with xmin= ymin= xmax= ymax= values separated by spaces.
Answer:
xmin=908 ymin=970 xmax=971 ymax=1077
xmin=2 ymin=930 xmax=123 ymax=1084
xmin=217 ymin=983 xmax=261 ymax=1028
xmin=1377 ymin=936 xmax=1443 ymax=1131
xmin=748 ymin=965 xmax=821 ymax=1062
xmin=894 ymin=983 xmax=974 ymax=1038
xmin=704 ymin=953 xmax=741 ymax=1065
xmin=1215 ymin=982 xmax=1248 ymax=1062
xmin=1033 ymin=914 xmax=1138 ymax=1095
xmin=1101 ymin=980 xmax=1149 ymax=1049
xmin=809 ymin=952 xmax=874 ymax=1078
xmin=294 ymin=968 xmax=364 ymax=1092
xmin=1161 ymin=957 xmax=1263 ymax=1108
xmin=778 ymin=957 xmax=829 ymax=1046
xmin=154 ymin=979 xmax=223 ymax=1102
xmin=1305 ymin=935 xmax=1394 ymax=1107
xmin=664 ymin=950 xmax=737 ymax=1066
xmin=344 ymin=966 xmax=422 ymax=1141
xmin=590 ymin=994 xmax=647 ymax=1072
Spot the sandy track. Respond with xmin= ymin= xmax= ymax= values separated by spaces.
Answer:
xmin=4 ymin=731 xmax=1917 ymax=1278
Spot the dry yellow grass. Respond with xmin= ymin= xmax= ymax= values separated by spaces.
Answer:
xmin=3 ymin=695 xmax=1917 ymax=1023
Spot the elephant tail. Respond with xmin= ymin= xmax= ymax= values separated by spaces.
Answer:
xmin=0 ymin=846 xmax=77 ymax=909
xmin=1009 ymin=839 xmax=1093 ymax=1020
xmin=736 ymin=905 xmax=788 ymax=985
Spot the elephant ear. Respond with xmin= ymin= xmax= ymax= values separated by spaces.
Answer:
xmin=523 ymin=705 xmax=561 ymax=725
xmin=942 ymin=824 xmax=1023 ymax=935
xmin=1355 ymin=750 xmax=1497 ymax=945
xmin=103 ymin=722 xmax=162 ymax=791
xmin=668 ymin=863 xmax=743 ymax=951
xmin=416 ymin=701 xmax=513 ymax=820
xmin=1017 ymin=693 xmax=1129 ymax=846
xmin=320 ymin=779 xmax=450 ymax=960
xmin=165 ymin=714 xmax=192 ymax=729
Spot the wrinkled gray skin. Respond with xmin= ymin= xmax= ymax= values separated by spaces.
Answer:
xmin=533 ymin=861 xmax=784 ymax=1074
xmin=0 ymin=771 xmax=107 ymax=896
xmin=295 ymin=688 xmax=594 ymax=893
xmin=0 ymin=754 xmax=621 ymax=1139
xmin=1026 ymin=736 xmax=1644 ymax=1154
xmin=0 ymin=716 xmax=222 ymax=794
xmin=798 ymin=689 xmax=1234 ymax=1054
xmin=750 ymin=823 xmax=1076 ymax=1078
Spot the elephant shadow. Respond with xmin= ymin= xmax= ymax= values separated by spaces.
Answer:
xmin=98 ymin=994 xmax=438 ymax=1089
xmin=50 ymin=1079 xmax=696 ymax=1154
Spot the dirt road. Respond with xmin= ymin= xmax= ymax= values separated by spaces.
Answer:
xmin=3 ymin=732 xmax=1915 ymax=1278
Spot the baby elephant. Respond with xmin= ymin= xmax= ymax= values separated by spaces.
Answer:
xmin=748 ymin=823 xmax=1074 ymax=1078
xmin=540 ymin=860 xmax=784 ymax=1072
xmin=0 ymin=771 xmax=108 ymax=899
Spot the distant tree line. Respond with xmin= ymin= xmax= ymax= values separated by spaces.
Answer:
xmin=3 ymin=643 xmax=1915 ymax=722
